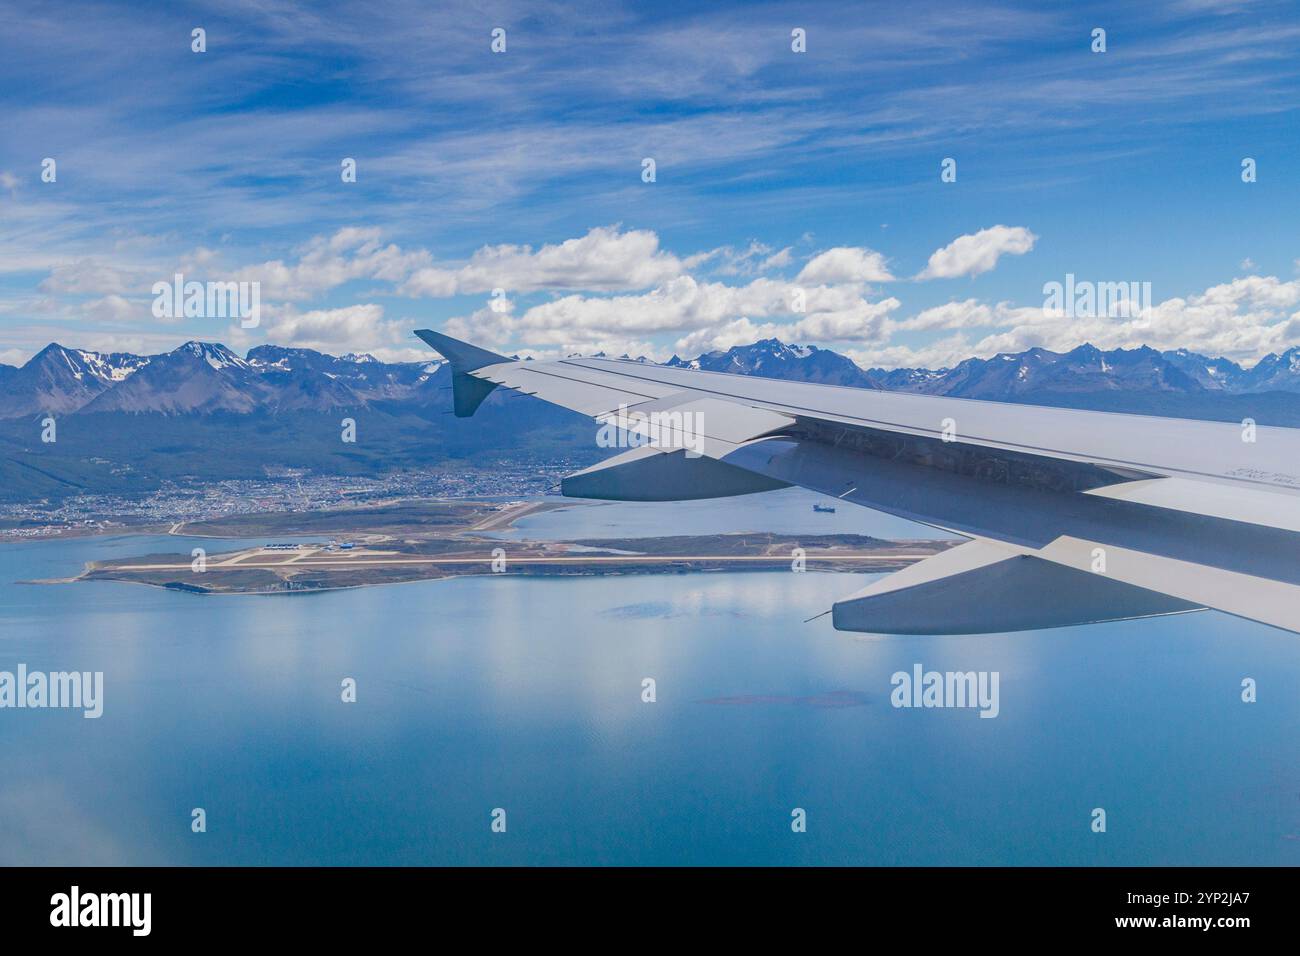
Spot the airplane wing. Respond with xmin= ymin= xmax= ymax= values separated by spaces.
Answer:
xmin=416 ymin=328 xmax=1300 ymax=636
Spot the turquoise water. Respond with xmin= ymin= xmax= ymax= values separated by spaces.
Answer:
xmin=0 ymin=497 xmax=1297 ymax=865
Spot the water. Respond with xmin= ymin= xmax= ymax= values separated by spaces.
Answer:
xmin=0 ymin=503 xmax=1297 ymax=866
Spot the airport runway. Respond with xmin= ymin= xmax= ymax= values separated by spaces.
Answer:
xmin=108 ymin=551 xmax=930 ymax=571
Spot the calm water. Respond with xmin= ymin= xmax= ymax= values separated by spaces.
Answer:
xmin=1 ymin=494 xmax=1297 ymax=866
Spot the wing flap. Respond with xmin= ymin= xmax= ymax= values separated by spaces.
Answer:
xmin=834 ymin=532 xmax=1300 ymax=636
xmin=832 ymin=539 xmax=1202 ymax=635
xmin=561 ymin=444 xmax=791 ymax=501
xmin=1086 ymin=477 xmax=1300 ymax=533
xmin=565 ymin=402 xmax=795 ymax=500
xmin=1036 ymin=536 xmax=1300 ymax=635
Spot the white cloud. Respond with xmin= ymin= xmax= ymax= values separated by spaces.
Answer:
xmin=796 ymin=246 xmax=894 ymax=284
xmin=674 ymin=299 xmax=901 ymax=356
xmin=687 ymin=241 xmax=787 ymax=277
xmin=443 ymin=304 xmax=516 ymax=348
xmin=38 ymin=259 xmax=140 ymax=295
xmin=671 ymin=319 xmax=772 ymax=355
xmin=400 ymin=226 xmax=683 ymax=297
xmin=761 ymin=247 xmax=793 ymax=270
xmin=894 ymin=299 xmax=996 ymax=332
xmin=29 ymin=229 xmax=428 ymax=313
xmin=80 ymin=294 xmax=143 ymax=324
xmin=260 ymin=303 xmax=405 ymax=355
xmin=854 ymin=273 xmax=1300 ymax=369
xmin=847 ymin=334 xmax=978 ymax=371
xmin=235 ymin=228 xmax=430 ymax=301
xmin=21 ymin=215 xmax=1300 ymax=376
xmin=917 ymin=225 xmax=1037 ymax=280
xmin=437 ymin=268 xmax=901 ymax=358
xmin=892 ymin=298 xmax=1045 ymax=332
xmin=514 ymin=276 xmax=893 ymax=339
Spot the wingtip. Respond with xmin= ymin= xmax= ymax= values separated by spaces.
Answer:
xmin=412 ymin=329 xmax=512 ymax=372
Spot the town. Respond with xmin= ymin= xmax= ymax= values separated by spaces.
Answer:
xmin=0 ymin=462 xmax=584 ymax=539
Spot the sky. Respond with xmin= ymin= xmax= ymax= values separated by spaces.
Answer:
xmin=0 ymin=0 xmax=1298 ymax=369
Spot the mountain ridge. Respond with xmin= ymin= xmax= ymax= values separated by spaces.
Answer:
xmin=5 ymin=337 xmax=1300 ymax=421
xmin=4 ymin=337 xmax=1300 ymax=504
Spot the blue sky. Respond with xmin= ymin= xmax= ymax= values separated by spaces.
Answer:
xmin=1 ymin=0 xmax=1298 ymax=367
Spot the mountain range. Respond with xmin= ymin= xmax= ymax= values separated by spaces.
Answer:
xmin=675 ymin=338 xmax=1300 ymax=396
xmin=3 ymin=337 xmax=1300 ymax=502
xmin=5 ymin=337 xmax=1300 ymax=422
xmin=0 ymin=341 xmax=441 ymax=418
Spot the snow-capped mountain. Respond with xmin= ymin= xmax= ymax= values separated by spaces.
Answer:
xmin=246 ymin=345 xmax=441 ymax=400
xmin=886 ymin=344 xmax=1203 ymax=399
xmin=4 ymin=337 xmax=1300 ymax=421
xmin=4 ymin=336 xmax=1300 ymax=504
xmin=1237 ymin=346 xmax=1300 ymax=393
xmin=866 ymin=344 xmax=1300 ymax=397
xmin=666 ymin=338 xmax=880 ymax=388
xmin=0 ymin=344 xmax=150 ymax=416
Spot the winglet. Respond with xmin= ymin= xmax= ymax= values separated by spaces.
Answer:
xmin=413 ymin=329 xmax=513 ymax=417
xmin=414 ymin=329 xmax=513 ymax=372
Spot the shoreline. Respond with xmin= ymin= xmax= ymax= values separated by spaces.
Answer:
xmin=15 ymin=495 xmax=955 ymax=597
xmin=0 ymin=495 xmax=569 ymax=544
xmin=65 ymin=534 xmax=951 ymax=596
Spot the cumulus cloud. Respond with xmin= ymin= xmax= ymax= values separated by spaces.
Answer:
xmin=505 ymin=276 xmax=892 ymax=341
xmin=853 ymin=273 xmax=1300 ymax=369
xmin=28 ymin=218 xmax=1300 ymax=376
xmin=438 ymin=269 xmax=901 ymax=358
xmin=847 ymin=334 xmax=978 ymax=372
xmin=443 ymin=303 xmax=516 ymax=348
xmin=21 ymin=223 xmax=908 ymax=361
xmin=671 ymin=318 xmax=778 ymax=355
xmin=892 ymin=298 xmax=1046 ymax=332
xmin=400 ymin=225 xmax=684 ymax=297
xmin=674 ymin=300 xmax=901 ymax=356
xmin=259 ymin=303 xmax=406 ymax=355
xmin=917 ymin=225 xmax=1037 ymax=280
xmin=796 ymin=246 xmax=894 ymax=284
